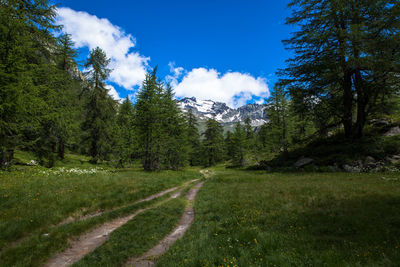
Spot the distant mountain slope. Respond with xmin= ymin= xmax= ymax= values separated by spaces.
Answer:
xmin=178 ymin=97 xmax=267 ymax=130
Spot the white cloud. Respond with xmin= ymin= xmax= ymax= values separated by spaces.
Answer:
xmin=107 ymin=85 xmax=123 ymax=102
xmin=167 ymin=64 xmax=269 ymax=108
xmin=57 ymin=7 xmax=149 ymax=90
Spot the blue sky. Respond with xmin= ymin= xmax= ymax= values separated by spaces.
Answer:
xmin=55 ymin=0 xmax=293 ymax=107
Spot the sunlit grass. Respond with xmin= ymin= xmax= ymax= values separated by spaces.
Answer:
xmin=0 ymin=167 xmax=198 ymax=249
xmin=157 ymin=170 xmax=400 ymax=266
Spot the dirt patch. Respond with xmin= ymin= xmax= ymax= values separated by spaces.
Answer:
xmin=200 ymin=169 xmax=214 ymax=179
xmin=125 ymin=182 xmax=204 ymax=267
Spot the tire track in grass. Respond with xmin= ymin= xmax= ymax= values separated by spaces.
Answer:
xmin=1 ymin=179 xmax=198 ymax=259
xmin=59 ymin=179 xmax=199 ymax=226
xmin=125 ymin=181 xmax=204 ymax=267
xmin=44 ymin=180 xmax=199 ymax=267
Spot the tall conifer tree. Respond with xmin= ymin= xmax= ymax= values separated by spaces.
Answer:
xmin=281 ymin=0 xmax=400 ymax=138
xmin=82 ymin=47 xmax=116 ymax=164
xmin=186 ymin=108 xmax=203 ymax=166
xmin=203 ymin=118 xmax=224 ymax=166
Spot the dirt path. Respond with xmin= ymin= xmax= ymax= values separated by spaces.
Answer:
xmin=59 ymin=179 xmax=198 ymax=226
xmin=125 ymin=181 xmax=204 ymax=267
xmin=1 ymin=181 xmax=198 ymax=258
xmin=200 ymin=169 xmax=214 ymax=179
xmin=44 ymin=180 xmax=200 ymax=267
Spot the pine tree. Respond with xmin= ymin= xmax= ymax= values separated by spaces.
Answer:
xmin=230 ymin=122 xmax=247 ymax=166
xmin=134 ymin=68 xmax=164 ymax=170
xmin=203 ymin=119 xmax=224 ymax=166
xmin=160 ymin=84 xmax=188 ymax=170
xmin=114 ymin=97 xmax=135 ymax=167
xmin=82 ymin=47 xmax=116 ymax=164
xmin=186 ymin=109 xmax=204 ymax=166
xmin=281 ymin=0 xmax=400 ymax=138
xmin=0 ymin=0 xmax=59 ymax=166
xmin=243 ymin=116 xmax=256 ymax=157
xmin=225 ymin=130 xmax=234 ymax=160
xmin=265 ymin=84 xmax=291 ymax=153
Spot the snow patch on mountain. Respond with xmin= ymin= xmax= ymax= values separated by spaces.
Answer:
xmin=178 ymin=97 xmax=267 ymax=127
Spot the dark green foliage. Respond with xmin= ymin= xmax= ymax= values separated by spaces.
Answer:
xmin=114 ymin=97 xmax=136 ymax=167
xmin=281 ymin=0 xmax=400 ymax=139
xmin=134 ymin=69 xmax=164 ymax=170
xmin=82 ymin=47 xmax=116 ymax=164
xmin=160 ymin=85 xmax=188 ymax=169
xmin=229 ymin=122 xmax=247 ymax=167
xmin=186 ymin=109 xmax=204 ymax=166
xmin=0 ymin=0 xmax=86 ymax=167
xmin=134 ymin=69 xmax=187 ymax=170
xmin=203 ymin=118 xmax=224 ymax=166
xmin=264 ymin=84 xmax=291 ymax=153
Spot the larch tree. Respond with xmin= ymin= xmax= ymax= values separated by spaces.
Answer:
xmin=0 ymin=0 xmax=59 ymax=166
xmin=82 ymin=47 xmax=116 ymax=164
xmin=203 ymin=118 xmax=224 ymax=166
xmin=281 ymin=0 xmax=400 ymax=139
xmin=133 ymin=68 xmax=164 ymax=170
xmin=265 ymin=84 xmax=291 ymax=153
xmin=114 ymin=96 xmax=135 ymax=167
xmin=160 ymin=84 xmax=188 ymax=170
xmin=186 ymin=108 xmax=204 ymax=166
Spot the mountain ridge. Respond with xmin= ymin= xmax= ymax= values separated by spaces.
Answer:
xmin=178 ymin=97 xmax=267 ymax=129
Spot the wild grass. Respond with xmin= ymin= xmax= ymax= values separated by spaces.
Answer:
xmin=73 ymin=197 xmax=186 ymax=266
xmin=0 ymin=167 xmax=198 ymax=250
xmin=157 ymin=169 xmax=400 ymax=266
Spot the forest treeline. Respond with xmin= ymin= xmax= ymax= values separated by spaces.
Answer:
xmin=1 ymin=0 xmax=399 ymax=170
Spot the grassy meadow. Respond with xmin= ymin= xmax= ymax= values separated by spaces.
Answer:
xmin=157 ymin=169 xmax=400 ymax=266
xmin=0 ymin=154 xmax=199 ymax=266
xmin=2 ymin=157 xmax=400 ymax=266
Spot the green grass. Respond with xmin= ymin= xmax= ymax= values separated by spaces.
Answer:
xmin=0 ymin=178 xmax=198 ymax=267
xmin=157 ymin=169 xmax=400 ymax=266
xmin=0 ymin=167 xmax=198 ymax=249
xmin=73 ymin=197 xmax=186 ymax=267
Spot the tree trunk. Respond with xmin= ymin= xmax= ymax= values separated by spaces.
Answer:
xmin=0 ymin=149 xmax=14 ymax=167
xmin=354 ymin=69 xmax=368 ymax=139
xmin=58 ymin=141 xmax=65 ymax=159
xmin=342 ymin=72 xmax=354 ymax=138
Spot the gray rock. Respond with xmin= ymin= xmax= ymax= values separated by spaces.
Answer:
xmin=371 ymin=119 xmax=390 ymax=127
xmin=384 ymin=126 xmax=400 ymax=137
xmin=387 ymin=155 xmax=400 ymax=164
xmin=364 ymin=156 xmax=375 ymax=165
xmin=294 ymin=157 xmax=314 ymax=168
xmin=343 ymin=164 xmax=361 ymax=173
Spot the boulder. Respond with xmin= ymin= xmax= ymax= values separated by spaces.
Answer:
xmin=384 ymin=126 xmax=400 ymax=137
xmin=294 ymin=157 xmax=314 ymax=168
xmin=364 ymin=156 xmax=375 ymax=165
xmin=371 ymin=119 xmax=390 ymax=127
xmin=343 ymin=164 xmax=361 ymax=173
xmin=386 ymin=155 xmax=400 ymax=164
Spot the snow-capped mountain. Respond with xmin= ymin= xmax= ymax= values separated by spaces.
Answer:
xmin=178 ymin=97 xmax=267 ymax=128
